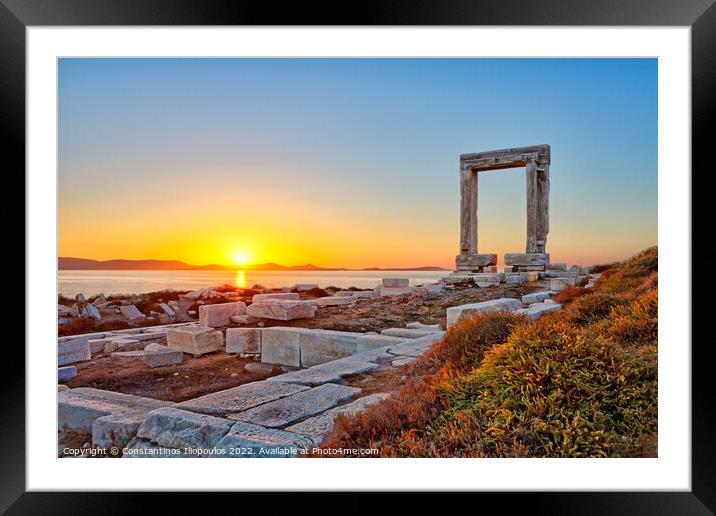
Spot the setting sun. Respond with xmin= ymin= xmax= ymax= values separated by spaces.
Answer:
xmin=232 ymin=251 xmax=251 ymax=266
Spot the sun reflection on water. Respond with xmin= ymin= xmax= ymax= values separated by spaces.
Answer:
xmin=235 ymin=270 xmax=247 ymax=289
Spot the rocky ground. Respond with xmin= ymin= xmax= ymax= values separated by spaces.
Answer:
xmin=61 ymin=281 xmax=544 ymax=401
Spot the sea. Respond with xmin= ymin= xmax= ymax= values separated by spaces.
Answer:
xmin=57 ymin=270 xmax=448 ymax=297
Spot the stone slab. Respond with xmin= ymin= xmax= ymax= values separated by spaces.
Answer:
xmin=92 ymin=413 xmax=147 ymax=449
xmin=136 ymin=407 xmax=234 ymax=449
xmin=547 ymin=262 xmax=567 ymax=271
xmin=166 ymin=325 xmax=223 ymax=356
xmin=143 ymin=349 xmax=183 ymax=368
xmin=442 ymin=273 xmax=480 ymax=284
xmin=455 ymin=253 xmax=498 ymax=269
xmin=550 ymin=277 xmax=577 ymax=291
xmin=111 ymin=350 xmax=148 ymax=358
xmin=504 ymin=253 xmax=550 ymax=266
xmin=226 ymin=327 xmax=261 ymax=354
xmin=199 ymin=301 xmax=246 ymax=328
xmin=144 ymin=343 xmax=168 ymax=352
xmin=522 ymin=291 xmax=553 ymax=305
xmin=58 ymin=340 xmax=91 ymax=366
xmin=119 ymin=304 xmax=145 ymax=321
xmin=184 ymin=287 xmax=212 ymax=300
xmin=349 ymin=290 xmax=374 ymax=298
xmin=285 ymin=393 xmax=389 ymax=444
xmin=176 ymin=381 xmax=308 ymax=417
xmin=472 ymin=272 xmax=502 ymax=287
xmin=406 ymin=322 xmax=441 ymax=330
xmin=58 ymin=366 xmax=77 ymax=383
xmin=446 ymin=298 xmax=523 ymax=327
xmin=215 ymin=421 xmax=314 ymax=456
xmin=159 ymin=303 xmax=176 ymax=316
xmin=58 ymin=387 xmax=173 ymax=434
xmin=355 ymin=334 xmax=407 ymax=353
xmin=230 ymin=383 xmax=361 ymax=428
xmin=545 ymin=270 xmax=579 ymax=279
xmin=260 ymin=327 xmax=306 ymax=367
xmin=85 ymin=303 xmax=102 ymax=320
xmin=58 ymin=332 xmax=108 ymax=344
xmin=231 ymin=314 xmax=262 ymax=325
xmin=506 ymin=274 xmax=526 ymax=285
xmin=298 ymin=330 xmax=362 ymax=367
xmin=377 ymin=286 xmax=413 ymax=297
xmin=244 ymin=362 xmax=276 ymax=375
xmin=347 ymin=346 xmax=396 ymax=364
xmin=104 ymin=338 xmax=142 ymax=353
xmin=131 ymin=331 xmax=169 ymax=341
xmin=420 ymin=284 xmax=445 ymax=294
xmin=388 ymin=333 xmax=443 ymax=357
xmin=266 ymin=358 xmax=378 ymax=386
xmin=380 ymin=328 xmax=440 ymax=339
xmin=87 ymin=338 xmax=108 ymax=354
xmin=246 ymin=300 xmax=316 ymax=321
xmin=516 ymin=302 xmax=563 ymax=321
xmin=252 ymin=293 xmax=300 ymax=303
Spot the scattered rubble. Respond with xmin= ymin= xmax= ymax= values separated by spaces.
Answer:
xmin=166 ymin=326 xmax=223 ymax=357
xmin=57 ymin=265 xmax=600 ymax=458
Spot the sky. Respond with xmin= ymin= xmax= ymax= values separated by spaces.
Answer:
xmin=58 ymin=58 xmax=657 ymax=269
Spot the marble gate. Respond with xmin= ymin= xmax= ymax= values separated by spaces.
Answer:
xmin=454 ymin=144 xmax=551 ymax=273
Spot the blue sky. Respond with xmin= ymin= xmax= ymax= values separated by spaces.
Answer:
xmin=58 ymin=58 xmax=657 ymax=267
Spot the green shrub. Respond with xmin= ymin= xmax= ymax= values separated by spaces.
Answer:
xmin=320 ymin=247 xmax=659 ymax=458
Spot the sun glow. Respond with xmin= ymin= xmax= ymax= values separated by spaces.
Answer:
xmin=232 ymin=251 xmax=251 ymax=266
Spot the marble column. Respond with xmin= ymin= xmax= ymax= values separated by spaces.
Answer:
xmin=469 ymin=169 xmax=478 ymax=253
xmin=459 ymin=167 xmax=475 ymax=254
xmin=525 ymin=160 xmax=549 ymax=253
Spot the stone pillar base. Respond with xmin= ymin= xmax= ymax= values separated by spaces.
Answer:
xmin=455 ymin=253 xmax=498 ymax=272
xmin=504 ymin=253 xmax=549 ymax=272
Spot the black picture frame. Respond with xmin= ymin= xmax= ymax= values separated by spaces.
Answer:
xmin=4 ymin=0 xmax=708 ymax=511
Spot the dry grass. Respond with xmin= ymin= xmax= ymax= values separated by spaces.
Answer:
xmin=320 ymin=246 xmax=658 ymax=458
xmin=58 ymin=294 xmax=75 ymax=306
xmin=554 ymin=286 xmax=590 ymax=304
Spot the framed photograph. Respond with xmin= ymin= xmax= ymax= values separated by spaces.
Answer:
xmin=6 ymin=0 xmax=709 ymax=510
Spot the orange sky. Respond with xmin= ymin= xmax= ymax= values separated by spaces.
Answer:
xmin=58 ymin=58 xmax=657 ymax=269
xmin=57 ymin=168 xmax=655 ymax=269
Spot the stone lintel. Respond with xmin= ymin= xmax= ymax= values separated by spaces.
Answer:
xmin=460 ymin=144 xmax=550 ymax=171
xmin=504 ymin=253 xmax=550 ymax=266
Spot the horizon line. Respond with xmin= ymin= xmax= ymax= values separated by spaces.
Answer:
xmin=57 ymin=256 xmax=452 ymax=271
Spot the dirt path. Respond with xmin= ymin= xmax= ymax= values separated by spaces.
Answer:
xmin=66 ymin=352 xmax=277 ymax=402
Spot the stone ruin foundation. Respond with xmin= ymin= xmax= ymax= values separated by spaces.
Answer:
xmin=450 ymin=144 xmax=551 ymax=277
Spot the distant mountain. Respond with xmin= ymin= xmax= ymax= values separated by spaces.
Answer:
xmin=361 ymin=266 xmax=448 ymax=271
xmin=59 ymin=257 xmax=205 ymax=270
xmin=58 ymin=257 xmax=448 ymax=271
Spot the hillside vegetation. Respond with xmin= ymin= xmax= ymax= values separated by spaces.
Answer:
xmin=321 ymin=247 xmax=658 ymax=457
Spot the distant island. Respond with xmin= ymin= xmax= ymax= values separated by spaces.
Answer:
xmin=58 ymin=257 xmax=449 ymax=272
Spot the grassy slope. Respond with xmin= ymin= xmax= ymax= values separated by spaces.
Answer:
xmin=321 ymin=247 xmax=658 ymax=457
